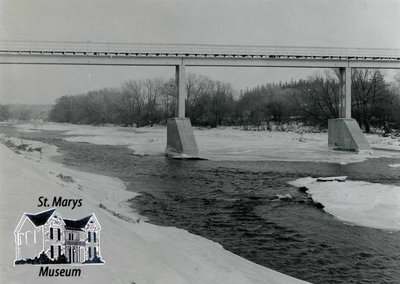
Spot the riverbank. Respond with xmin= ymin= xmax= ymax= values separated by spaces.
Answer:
xmin=0 ymin=137 xmax=307 ymax=283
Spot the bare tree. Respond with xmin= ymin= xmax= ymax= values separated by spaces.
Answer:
xmin=292 ymin=70 xmax=339 ymax=125
xmin=352 ymin=69 xmax=389 ymax=133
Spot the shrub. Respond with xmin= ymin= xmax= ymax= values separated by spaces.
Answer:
xmin=83 ymin=256 xmax=104 ymax=264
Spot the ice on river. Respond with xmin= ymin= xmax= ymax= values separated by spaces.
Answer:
xmin=15 ymin=122 xmax=400 ymax=163
xmin=289 ymin=177 xmax=400 ymax=231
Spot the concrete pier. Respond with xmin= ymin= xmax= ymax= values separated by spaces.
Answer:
xmin=166 ymin=117 xmax=198 ymax=156
xmin=328 ymin=118 xmax=371 ymax=151
xmin=328 ymin=67 xmax=371 ymax=151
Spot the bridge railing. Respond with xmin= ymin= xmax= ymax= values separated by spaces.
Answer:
xmin=0 ymin=40 xmax=399 ymax=59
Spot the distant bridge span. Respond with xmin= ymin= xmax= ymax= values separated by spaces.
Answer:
xmin=2 ymin=41 xmax=400 ymax=155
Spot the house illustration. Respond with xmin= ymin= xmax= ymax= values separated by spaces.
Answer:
xmin=14 ymin=208 xmax=102 ymax=264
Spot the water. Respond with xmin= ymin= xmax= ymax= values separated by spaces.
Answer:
xmin=2 ymin=123 xmax=400 ymax=283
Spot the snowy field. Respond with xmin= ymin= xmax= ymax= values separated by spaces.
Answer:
xmin=0 ymin=137 xmax=307 ymax=283
xmin=15 ymin=122 xmax=400 ymax=164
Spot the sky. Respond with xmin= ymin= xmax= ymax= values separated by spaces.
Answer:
xmin=0 ymin=0 xmax=399 ymax=104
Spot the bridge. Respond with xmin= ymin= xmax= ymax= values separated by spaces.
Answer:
xmin=2 ymin=40 xmax=400 ymax=156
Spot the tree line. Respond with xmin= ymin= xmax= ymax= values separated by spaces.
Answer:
xmin=4 ymin=69 xmax=397 ymax=133
xmin=0 ymin=104 xmax=51 ymax=121
xmin=47 ymin=74 xmax=237 ymax=128
xmin=286 ymin=69 xmax=400 ymax=132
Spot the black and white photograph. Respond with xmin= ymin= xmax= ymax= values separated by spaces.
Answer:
xmin=0 ymin=0 xmax=399 ymax=283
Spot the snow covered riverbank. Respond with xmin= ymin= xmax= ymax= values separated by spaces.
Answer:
xmin=15 ymin=122 xmax=400 ymax=164
xmin=0 ymin=138 xmax=308 ymax=283
xmin=2 ymin=121 xmax=399 ymax=282
xmin=289 ymin=177 xmax=400 ymax=231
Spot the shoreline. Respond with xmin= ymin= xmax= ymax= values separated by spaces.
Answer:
xmin=0 ymin=135 xmax=308 ymax=283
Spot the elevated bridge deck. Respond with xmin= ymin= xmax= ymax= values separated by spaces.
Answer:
xmin=1 ymin=41 xmax=400 ymax=68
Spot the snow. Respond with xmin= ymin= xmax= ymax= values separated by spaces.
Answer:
xmin=15 ymin=122 xmax=400 ymax=164
xmin=0 ymin=140 xmax=307 ymax=283
xmin=388 ymin=164 xmax=400 ymax=168
xmin=274 ymin=194 xmax=293 ymax=201
xmin=315 ymin=176 xmax=347 ymax=182
xmin=289 ymin=177 xmax=400 ymax=231
xmin=366 ymin=133 xmax=400 ymax=151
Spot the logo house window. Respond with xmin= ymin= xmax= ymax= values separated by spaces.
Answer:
xmin=50 ymin=227 xmax=61 ymax=240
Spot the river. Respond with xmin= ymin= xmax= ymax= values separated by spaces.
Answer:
xmin=1 ymin=123 xmax=399 ymax=283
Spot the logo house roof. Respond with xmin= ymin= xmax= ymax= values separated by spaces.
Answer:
xmin=14 ymin=208 xmax=64 ymax=235
xmin=64 ymin=213 xmax=101 ymax=231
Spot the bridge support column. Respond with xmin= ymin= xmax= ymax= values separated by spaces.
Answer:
xmin=165 ymin=64 xmax=198 ymax=157
xmin=176 ymin=63 xmax=186 ymax=118
xmin=328 ymin=67 xmax=371 ymax=151
xmin=338 ymin=66 xmax=352 ymax=119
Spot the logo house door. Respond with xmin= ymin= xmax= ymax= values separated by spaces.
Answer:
xmin=67 ymin=231 xmax=83 ymax=263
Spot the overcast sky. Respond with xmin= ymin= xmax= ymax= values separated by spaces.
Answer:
xmin=0 ymin=0 xmax=399 ymax=104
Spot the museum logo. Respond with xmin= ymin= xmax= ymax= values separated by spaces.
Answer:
xmin=14 ymin=208 xmax=104 ymax=276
